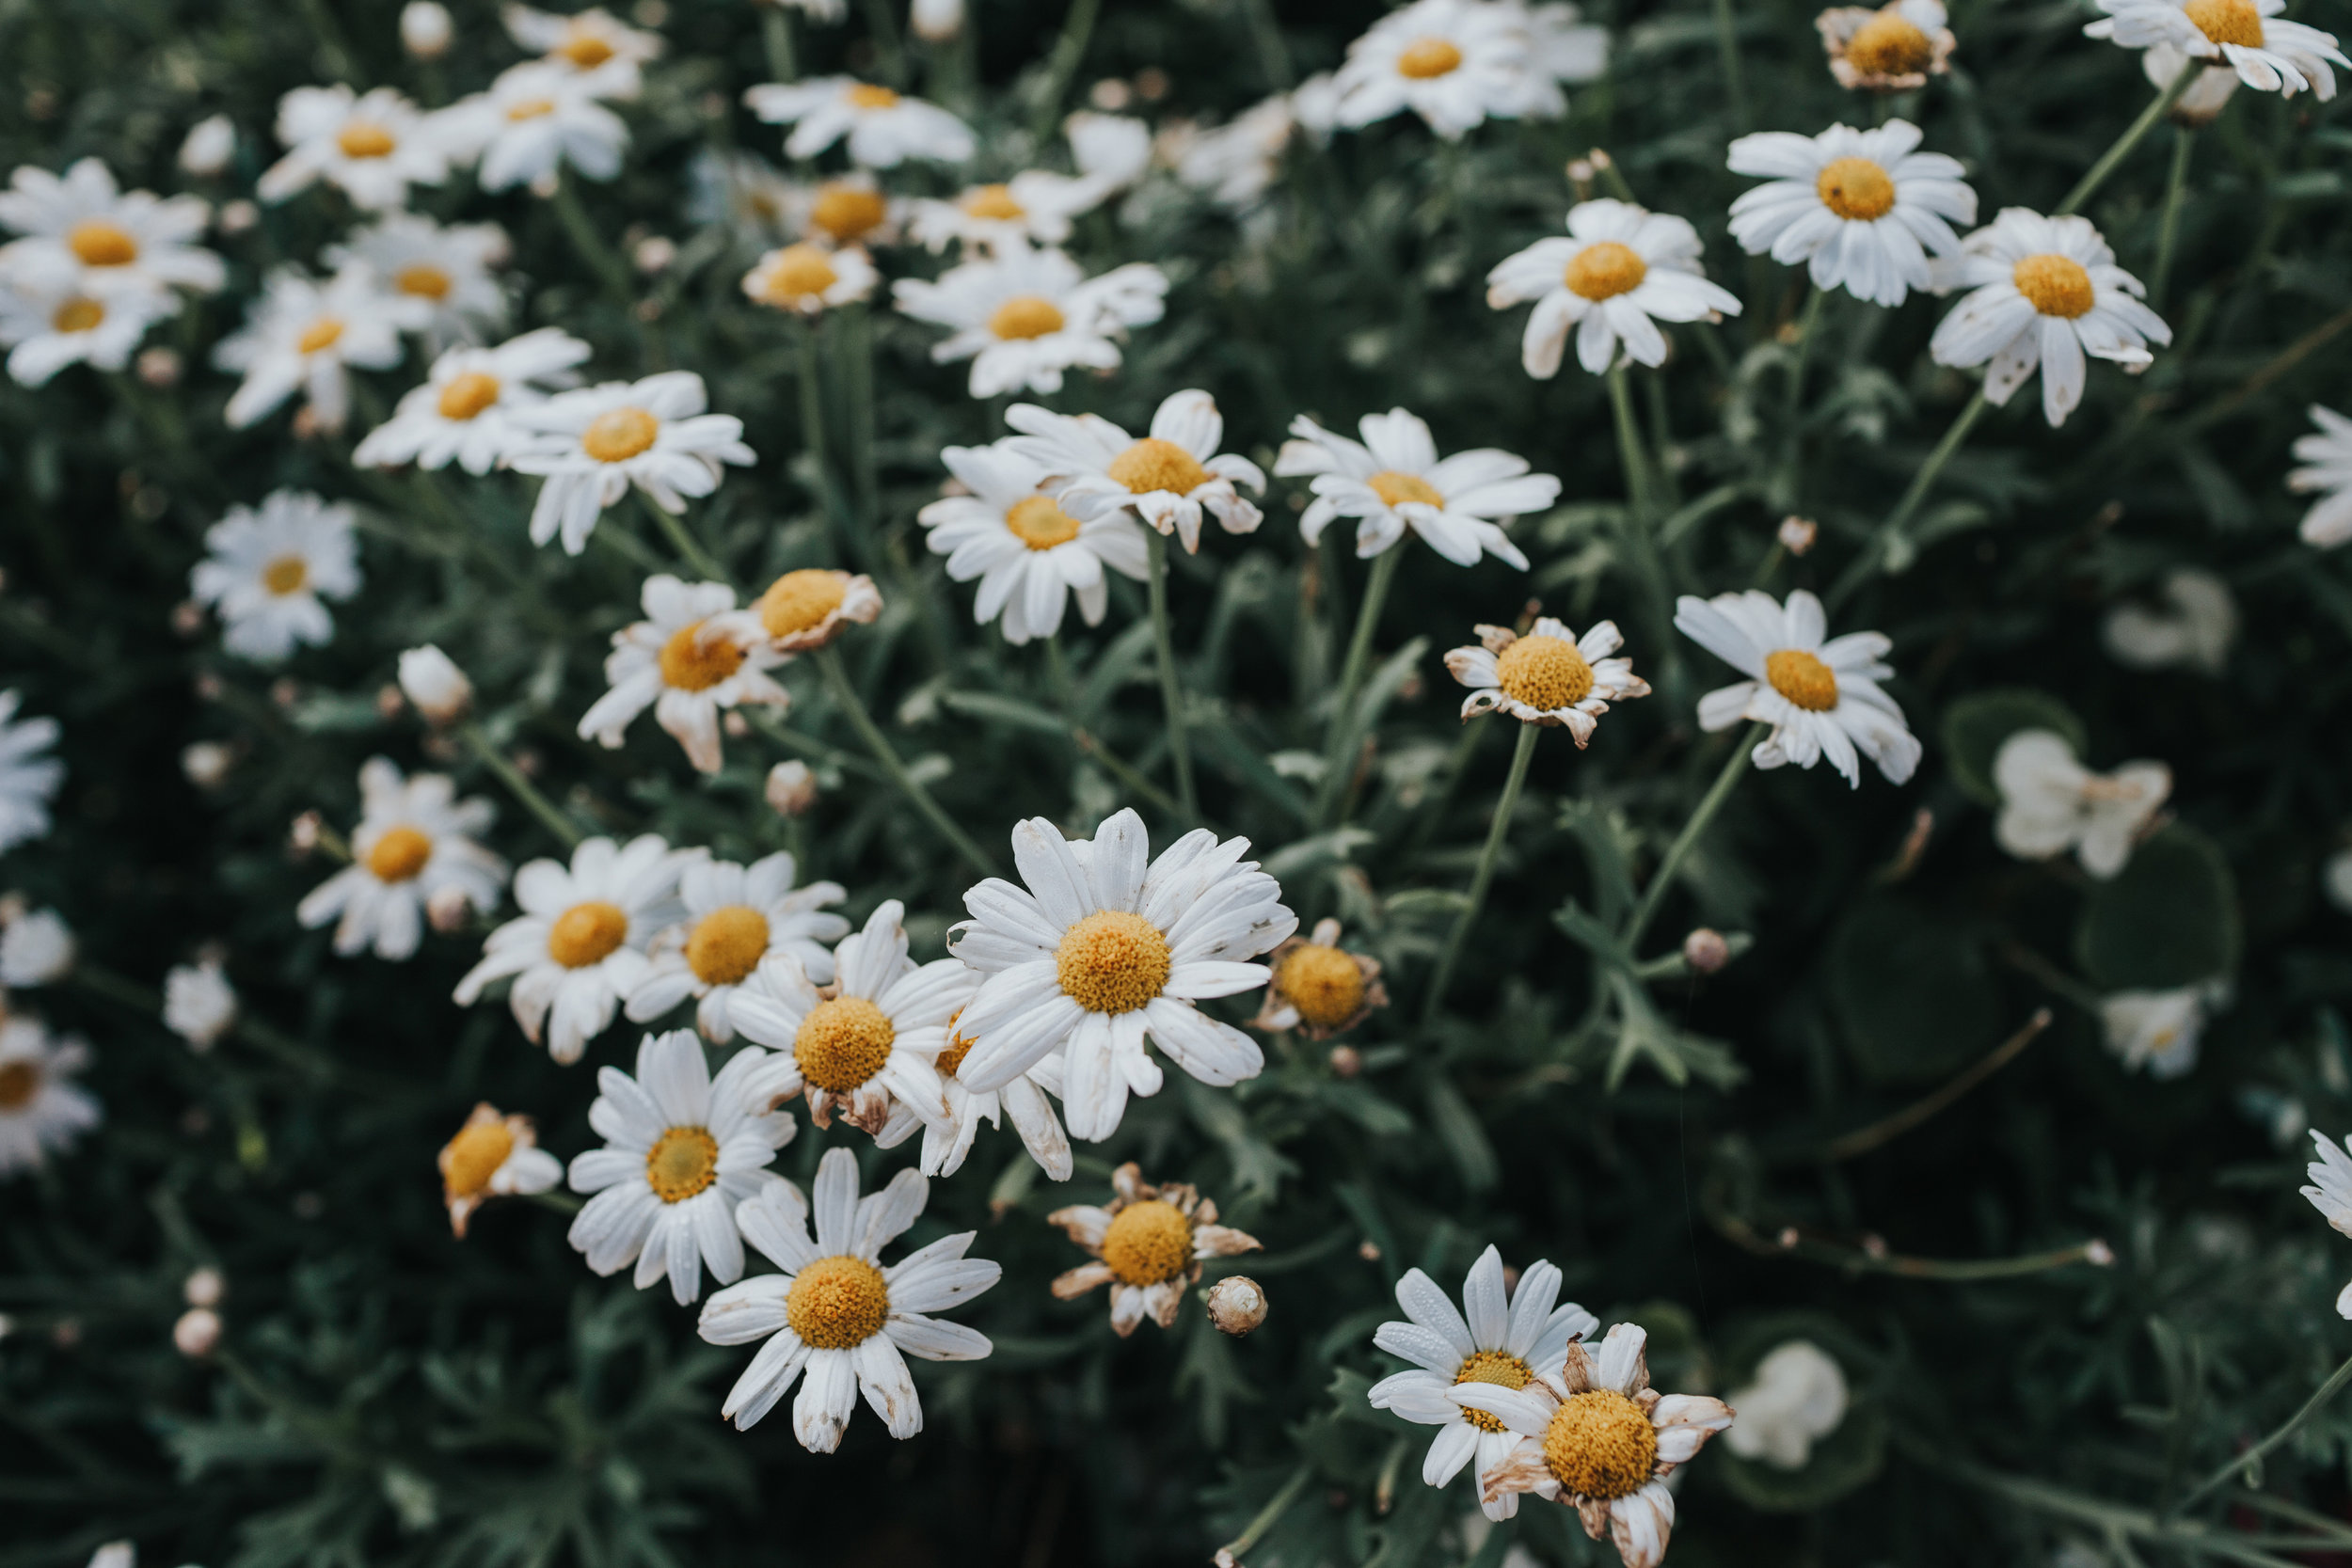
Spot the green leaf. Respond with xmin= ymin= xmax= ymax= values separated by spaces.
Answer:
xmin=1828 ymin=893 xmax=2001 ymax=1083
xmin=937 ymin=689 xmax=1067 ymax=736
xmin=1421 ymin=1068 xmax=1500 ymax=1193
xmin=2075 ymin=823 xmax=2240 ymax=990
xmin=1939 ymin=688 xmax=2089 ymax=806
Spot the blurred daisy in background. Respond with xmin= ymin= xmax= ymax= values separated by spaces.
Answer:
xmin=296 ymin=757 xmax=507 ymax=960
xmin=892 ymin=245 xmax=1167 ymax=398
xmin=1991 ymin=730 xmax=2169 ymax=879
xmin=438 ymin=1102 xmax=563 ymax=1237
xmin=1522 ymin=0 xmax=1612 ymax=86
xmin=745 ymin=77 xmax=976 ymax=166
xmin=1047 ymin=1163 xmax=1260 ymax=1335
xmin=258 ymin=85 xmax=452 ymax=210
xmin=509 ymin=372 xmax=755 ymax=555
xmin=163 ymin=958 xmax=237 ymax=1052
xmin=1727 ymin=119 xmax=1975 ymax=307
xmin=0 ymin=1016 xmax=96 ymax=1178
xmin=503 ymin=2 xmax=663 ymax=98
xmin=1006 ymin=389 xmax=1264 ymax=554
xmin=741 ymin=242 xmax=877 ymax=316
xmin=1817 ymin=0 xmax=1956 ymax=90
xmin=1723 ymin=1341 xmax=1849 ymax=1469
xmin=0 ymin=908 xmax=73 ymax=987
xmin=754 ymin=567 xmax=883 ymax=652
xmin=2102 ymin=981 xmax=2228 ymax=1078
xmin=577 ymin=576 xmax=787 ymax=775
xmin=908 ymin=113 xmax=1152 ymax=252
xmin=438 ymin=63 xmax=630 ymax=193
xmin=354 ymin=326 xmax=591 ymax=475
xmin=794 ymin=172 xmax=903 ymax=249
xmin=1276 ymin=406 xmax=1557 ymax=567
xmin=2102 ymin=566 xmax=2236 ymax=673
xmin=1332 ymin=0 xmax=1560 ymax=138
xmin=214 ymin=265 xmax=416 ymax=432
xmin=326 ymin=214 xmax=510 ymax=347
xmin=917 ymin=441 xmax=1150 ymax=644
xmin=1446 ymin=618 xmax=1649 ymax=741
xmin=190 ymin=490 xmax=361 ymax=662
xmin=1676 ymin=589 xmax=1920 ymax=786
xmin=0 ymin=691 xmax=61 ymax=854
xmin=0 ymin=157 xmax=224 ymax=301
xmin=2301 ymin=1129 xmax=2352 ymax=1315
xmin=1487 ymin=201 xmax=1742 ymax=378
xmin=686 ymin=149 xmax=803 ymax=245
xmin=0 ymin=270 xmax=174 ymax=386
xmin=2087 ymin=0 xmax=2344 ymax=98
xmin=625 ymin=851 xmax=849 ymax=1041
xmin=2292 ymin=405 xmax=2352 ymax=546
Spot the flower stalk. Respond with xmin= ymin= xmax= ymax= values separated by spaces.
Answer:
xmin=814 ymin=643 xmax=998 ymax=878
xmin=1144 ymin=529 xmax=1201 ymax=824
xmin=1422 ymin=721 xmax=1540 ymax=1025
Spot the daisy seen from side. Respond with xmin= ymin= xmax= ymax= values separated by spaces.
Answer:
xmin=508 ymin=372 xmax=756 ymax=555
xmin=1817 ymin=0 xmax=1957 ymax=89
xmin=1486 ymin=200 xmax=1743 ymax=378
xmin=1991 ymin=730 xmax=2169 ymax=879
xmin=438 ymin=1102 xmax=563 ymax=1237
xmin=296 ymin=757 xmax=508 ymax=960
xmin=353 ymin=326 xmax=591 ymax=475
xmin=578 ymin=576 xmax=787 ymax=775
xmin=164 ymin=959 xmax=237 ymax=1051
xmin=1275 ymin=406 xmax=1557 ymax=567
xmin=2101 ymin=982 xmax=2227 ymax=1078
xmin=0 ymin=691 xmax=61 ymax=853
xmin=2300 ymin=1128 xmax=2352 ymax=1316
xmin=189 ymin=490 xmax=361 ymax=662
xmin=742 ymin=242 xmax=878 ymax=316
xmin=753 ymin=567 xmax=883 ymax=652
xmin=2292 ymin=405 xmax=2352 ymax=547
xmin=625 ymin=851 xmax=850 ymax=1041
xmin=1675 ymin=589 xmax=1921 ymax=787
xmin=1726 ymin=119 xmax=1976 ymax=308
xmin=0 ymin=157 xmax=224 ymax=301
xmin=1005 ymin=388 xmax=1265 ymax=554
xmin=891 ymin=245 xmax=1168 ymax=399
xmin=916 ymin=441 xmax=1150 ymax=644
xmin=744 ymin=77 xmax=977 ymax=166
xmin=2087 ymin=0 xmax=2344 ymax=98
xmin=257 ymin=85 xmax=453 ymax=211
xmin=1252 ymin=917 xmax=1388 ymax=1038
xmin=213 ymin=265 xmax=415 ymax=432
xmin=1049 ymin=1162 xmax=1262 ymax=1335
xmin=503 ymin=3 xmax=663 ymax=98
xmin=1446 ymin=617 xmax=1650 ymax=743
xmin=1331 ymin=0 xmax=1562 ymax=139
xmin=0 ymin=1016 xmax=97 ymax=1178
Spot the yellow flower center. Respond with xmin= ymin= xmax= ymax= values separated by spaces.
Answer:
xmin=761 ymin=243 xmax=840 ymax=305
xmin=811 ymin=183 xmax=887 ymax=242
xmin=2012 ymin=252 xmax=2095 ymax=319
xmin=1565 ymin=240 xmax=1649 ymax=302
xmin=1764 ymin=647 xmax=1839 ymax=711
xmin=793 ymin=995 xmax=898 ymax=1094
xmin=67 ymin=219 xmax=138 ymax=267
xmin=506 ymin=97 xmax=559 ymax=121
xmin=962 ymin=184 xmax=1026 ymax=221
xmin=2185 ymin=0 xmax=2264 ymax=45
xmin=558 ymin=31 xmax=616 ymax=67
xmin=1495 ymin=633 xmax=1595 ymax=712
xmin=442 ymin=1119 xmax=514 ymax=1196
xmin=0 ymin=1059 xmax=38 ymax=1110
xmin=1006 ymin=494 xmax=1083 ymax=550
xmin=296 ymin=317 xmax=344 ymax=355
xmin=757 ymin=569 xmax=847 ymax=638
xmin=685 ymin=905 xmax=771 ymax=986
xmin=366 ymin=825 xmax=434 ymax=882
xmin=657 ymin=620 xmax=747 ymax=691
xmin=548 ymin=900 xmax=629 ymax=968
xmin=1816 ymin=156 xmax=1897 ymax=221
xmin=581 ymin=406 xmax=660 ymax=463
xmin=644 ymin=1124 xmax=719 ymax=1203
xmin=1543 ymin=1389 xmax=1660 ymax=1500
xmin=50 ymin=297 xmax=105 ymax=333
xmin=1057 ymin=910 xmax=1171 ymax=1015
xmin=935 ymin=1014 xmax=977 ymax=1080
xmin=1106 ymin=437 xmax=1211 ymax=497
xmin=989 ymin=294 xmax=1067 ymax=341
xmin=1843 ymin=10 xmax=1935 ymax=75
xmin=395 ymin=262 xmax=453 ymax=299
xmin=1453 ymin=1349 xmax=1534 ymax=1434
xmin=1396 ymin=37 xmax=1465 ymax=78
xmin=786 ymin=1254 xmax=891 ymax=1348
xmin=437 ymin=371 xmax=502 ymax=421
xmin=1100 ymin=1198 xmax=1194 ymax=1286
xmin=1367 ymin=471 xmax=1443 ymax=509
xmin=261 ymin=555 xmax=310 ymax=595
xmin=848 ymin=83 xmax=901 ymax=109
xmin=1277 ymin=943 xmax=1366 ymax=1030
xmin=336 ymin=121 xmax=397 ymax=159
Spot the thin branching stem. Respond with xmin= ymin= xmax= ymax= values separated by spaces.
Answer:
xmin=1317 ymin=545 xmax=1402 ymax=824
xmin=1144 ymin=530 xmax=1200 ymax=824
xmin=2172 ymin=1352 xmax=2352 ymax=1515
xmin=814 ymin=644 xmax=998 ymax=878
xmin=1623 ymin=725 xmax=1760 ymax=951
xmin=461 ymin=723 xmax=586 ymax=848
xmin=2057 ymin=62 xmax=2197 ymax=216
xmin=1422 ymin=721 xmax=1539 ymax=1025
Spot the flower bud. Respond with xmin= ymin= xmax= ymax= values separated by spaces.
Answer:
xmin=1327 ymin=1043 xmax=1361 ymax=1078
xmin=427 ymin=885 xmax=475 ymax=934
xmin=1682 ymin=927 xmax=1730 ymax=974
xmin=765 ymin=760 xmax=818 ymax=817
xmin=401 ymin=0 xmax=453 ymax=57
xmin=164 ymin=960 xmax=237 ymax=1051
xmin=290 ymin=810 xmax=322 ymax=854
xmin=1204 ymin=1275 xmax=1267 ymax=1337
xmin=138 ymin=347 xmax=183 ymax=388
xmin=216 ymin=198 xmax=259 ymax=235
xmin=182 ymin=741 xmax=232 ymax=788
xmin=183 ymin=1266 xmax=225 ymax=1307
xmin=1777 ymin=515 xmax=1818 ymax=555
xmin=397 ymin=645 xmax=472 ymax=725
xmin=911 ymin=0 xmax=963 ymax=40
xmin=0 ymin=908 xmax=75 ymax=986
xmin=173 ymin=1307 xmax=222 ymax=1358
xmin=633 ymin=235 xmax=677 ymax=274
xmin=179 ymin=115 xmax=235 ymax=177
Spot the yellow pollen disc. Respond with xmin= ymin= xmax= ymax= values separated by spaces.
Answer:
xmin=657 ymin=620 xmax=747 ymax=692
xmin=1100 ymin=1198 xmax=1194 ymax=1286
xmin=786 ymin=1254 xmax=891 ymax=1348
xmin=581 ymin=406 xmax=660 ymax=463
xmin=644 ymin=1124 xmax=719 ymax=1203
xmin=757 ymin=569 xmax=848 ymax=638
xmin=1565 ymin=240 xmax=1649 ymax=302
xmin=1543 ymin=1389 xmax=1660 ymax=1501
xmin=395 ymin=262 xmax=453 ymax=299
xmin=442 ymin=1120 xmax=514 ymax=1196
xmin=2012 ymin=252 xmax=2095 ymax=319
xmin=296 ymin=317 xmax=344 ymax=355
xmin=0 ymin=1059 xmax=38 ymax=1110
xmin=1278 ymin=944 xmax=1366 ymax=1030
xmin=811 ymin=184 xmax=887 ymax=242
xmin=67 ymin=219 xmax=138 ymax=267
xmin=793 ymin=996 xmax=897 ymax=1094
xmin=1368 ymin=470 xmax=1443 ymax=509
xmin=1816 ymin=157 xmax=1897 ymax=221
xmin=51 ymin=297 xmax=105 ymax=334
xmin=1454 ymin=1349 xmax=1534 ymax=1434
xmin=261 ymin=555 xmax=310 ymax=595
xmin=1495 ymin=634 xmax=1596 ymax=712
xmin=336 ymin=121 xmax=397 ymax=159
xmin=1396 ymin=36 xmax=1465 ymax=78
xmin=935 ymin=1015 xmax=977 ymax=1080
xmin=686 ymin=905 xmax=771 ymax=986
xmin=437 ymin=371 xmax=502 ymax=421
xmin=848 ymin=83 xmax=901 ymax=109
xmin=1843 ymin=11 xmax=1934 ymax=75
xmin=961 ymin=183 xmax=1026 ymax=221
xmin=1006 ymin=494 xmax=1083 ymax=549
xmin=1107 ymin=437 xmax=1211 ymax=498
xmin=2185 ymin=0 xmax=2264 ymax=45
xmin=1057 ymin=910 xmax=1171 ymax=1015
xmin=761 ymin=243 xmax=840 ymax=305
xmin=558 ymin=32 xmax=616 ymax=67
xmin=366 ymin=825 xmax=435 ymax=882
xmin=506 ymin=97 xmax=558 ymax=121
xmin=548 ymin=900 xmax=629 ymax=968
xmin=1765 ymin=648 xmax=1839 ymax=711
xmin=989 ymin=294 xmax=1067 ymax=341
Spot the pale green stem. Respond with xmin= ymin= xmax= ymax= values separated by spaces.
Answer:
xmin=2057 ymin=61 xmax=2196 ymax=216
xmin=1046 ymin=638 xmax=1181 ymax=817
xmin=1710 ymin=0 xmax=1751 ymax=132
xmin=1422 ymin=721 xmax=1540 ymax=1026
xmin=1623 ymin=724 xmax=1758 ymax=951
xmin=814 ymin=645 xmax=998 ymax=878
xmin=2152 ymin=127 xmax=2195 ymax=310
xmin=461 ymin=723 xmax=585 ymax=847
xmin=1032 ymin=0 xmax=1103 ymax=140
xmin=1144 ymin=530 xmax=1200 ymax=824
xmin=1316 ymin=545 xmax=1403 ymax=822
xmin=795 ymin=320 xmax=865 ymax=566
xmin=1606 ymin=363 xmax=1656 ymax=526
xmin=760 ymin=5 xmax=797 ymax=80
xmin=1825 ymin=390 xmax=1987 ymax=610
xmin=638 ymin=490 xmax=727 ymax=584
xmin=836 ymin=308 xmax=880 ymax=527
xmin=2172 ymin=1352 xmax=2352 ymax=1516
xmin=1216 ymin=1465 xmax=1314 ymax=1564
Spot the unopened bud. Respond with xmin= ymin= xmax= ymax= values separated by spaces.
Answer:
xmin=401 ymin=0 xmax=453 ymax=56
xmin=426 ymin=885 xmax=474 ymax=934
xmin=397 ymin=644 xmax=472 ymax=725
xmin=1327 ymin=1043 xmax=1361 ymax=1078
xmin=633 ymin=235 xmax=677 ymax=274
xmin=183 ymin=1266 xmax=225 ymax=1307
xmin=1682 ymin=927 xmax=1730 ymax=974
xmin=765 ymin=760 xmax=818 ymax=817
xmin=723 ymin=710 xmax=750 ymax=737
xmin=138 ymin=347 xmax=183 ymax=388
xmin=2085 ymin=1238 xmax=2115 ymax=1266
xmin=179 ymin=115 xmax=236 ymax=178
xmin=172 ymin=1307 xmax=221 ymax=1358
xmin=290 ymin=810 xmax=322 ymax=854
xmin=910 ymin=0 xmax=963 ymax=40
xmin=217 ymin=198 xmax=259 ymax=235
xmin=1777 ymin=516 xmax=1818 ymax=555
xmin=375 ymin=684 xmax=405 ymax=720
xmin=1357 ymin=1239 xmax=1381 ymax=1262
xmin=269 ymin=677 xmax=299 ymax=709
xmin=182 ymin=741 xmax=233 ymax=789
xmin=1205 ymin=1275 xmax=1267 ymax=1336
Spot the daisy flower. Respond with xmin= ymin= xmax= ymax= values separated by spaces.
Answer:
xmin=2144 ymin=40 xmax=2244 ymax=120
xmin=946 ymin=807 xmax=1297 ymax=1142
xmin=728 ymin=898 xmax=971 ymax=1137
xmin=453 ymin=833 xmax=688 ymax=1064
xmin=1522 ymin=0 xmax=1612 ymax=85
xmin=798 ymin=173 xmax=904 ymax=248
xmin=503 ymin=3 xmax=663 ymax=98
xmin=1723 ymin=1341 xmax=1849 ymax=1469
xmin=296 ymin=757 xmax=508 ymax=960
xmin=917 ymin=1006 xmax=1073 ymax=1181
xmin=1252 ymin=917 xmax=1388 ymax=1038
xmin=324 ymin=214 xmax=510 ymax=347
xmin=2101 ymin=982 xmax=2226 ymax=1078
xmin=0 ymin=269 xmax=176 ymax=387
xmin=2104 ymin=567 xmax=2235 ymax=673
xmin=1366 ymin=1245 xmax=1598 ymax=1521
xmin=0 ymin=157 xmax=224 ymax=299
xmin=566 ymin=1029 xmax=792 ymax=1305
xmin=1445 ymin=618 xmax=1650 ymax=743
xmin=891 ymin=245 xmax=1168 ymax=399
xmin=1992 ymin=730 xmax=2169 ymax=879
xmin=1275 ymin=406 xmax=1557 ymax=566
xmin=625 ymin=851 xmax=850 ymax=1040
xmin=508 ymin=372 xmax=756 ymax=556
xmin=438 ymin=1102 xmax=563 ymax=1237
xmin=744 ymin=77 xmax=977 ymax=167
xmin=1674 ymin=589 xmax=1922 ymax=787
xmin=916 ymin=441 xmax=1150 ymax=645
xmin=1930 ymin=209 xmax=2170 ymax=427
xmin=752 ymin=567 xmax=883 ymax=652
xmin=189 ymin=490 xmax=361 ymax=662
xmin=0 ymin=692 xmax=62 ymax=853
xmin=2300 ymin=1129 xmax=2352 ymax=1316
xmin=2087 ymin=0 xmax=2344 ymax=98
xmin=0 ymin=909 xmax=73 ymax=986
xmin=2292 ymin=405 xmax=2352 ymax=547
xmin=0 ymin=1016 xmax=97 ymax=1178
xmin=257 ymin=85 xmax=453 ymax=211
xmin=437 ymin=63 xmax=631 ymax=193
xmin=1458 ymin=1322 xmax=1735 ymax=1568
xmin=697 ymin=1147 xmax=999 ymax=1447
xmin=353 ymin=327 xmax=592 ymax=476
xmin=1047 ymin=1162 xmax=1262 ymax=1336
xmin=741 ymin=242 xmax=878 ymax=316
xmin=1486 ymin=200 xmax=1743 ymax=378
xmin=213 ymin=265 xmax=415 ymax=433
xmin=906 ymin=115 xmax=1151 ymax=253
xmin=686 ymin=148 xmax=803 ymax=244
xmin=1004 ymin=389 xmax=1265 ymax=554
xmin=1817 ymin=0 xmax=1957 ymax=89
xmin=1726 ymin=120 xmax=1976 ymax=308
xmin=578 ymin=576 xmax=787 ymax=775
xmin=1162 ymin=94 xmax=1304 ymax=211
xmin=1331 ymin=0 xmax=1561 ymax=139
xmin=163 ymin=958 xmax=237 ymax=1052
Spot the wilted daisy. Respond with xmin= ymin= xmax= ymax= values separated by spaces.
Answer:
xmin=190 ymin=490 xmax=361 ymax=662
xmin=453 ymin=833 xmax=687 ymax=1063
xmin=2300 ymin=1130 xmax=2352 ymax=1316
xmin=892 ymin=245 xmax=1168 ymax=399
xmin=697 ymin=1148 xmax=999 ymax=1447
xmin=2087 ymin=0 xmax=2344 ymax=98
xmin=1276 ymin=407 xmax=1556 ymax=567
xmin=1818 ymin=0 xmax=1957 ymax=89
xmin=1930 ymin=209 xmax=2169 ymax=427
xmin=1723 ymin=1341 xmax=1848 ymax=1469
xmin=1485 ymin=200 xmax=1743 ymax=378
xmin=0 ymin=692 xmax=61 ymax=853
xmin=1005 ymin=389 xmax=1265 ymax=554
xmin=1726 ymin=120 xmax=1975 ymax=308
xmin=745 ymin=78 xmax=977 ymax=166
xmin=214 ymin=265 xmax=413 ymax=432
xmin=566 ymin=1029 xmax=791 ymax=1305
xmin=163 ymin=958 xmax=237 ymax=1052
xmin=296 ymin=757 xmax=507 ymax=960
xmin=918 ymin=1006 xmax=1073 ymax=1180
xmin=1459 ymin=1323 xmax=1735 ymax=1568
xmin=1446 ymin=618 xmax=1650 ymax=743
xmin=437 ymin=63 xmax=631 ymax=193
xmin=625 ymin=852 xmax=849 ymax=1041
xmin=353 ymin=326 xmax=592 ymax=476
xmin=1992 ymin=730 xmax=2169 ymax=879
xmin=0 ymin=908 xmax=72 ymax=986
xmin=907 ymin=115 xmax=1152 ymax=252
xmin=1252 ymin=918 xmax=1387 ymax=1038
xmin=257 ymin=85 xmax=452 ymax=210
xmin=325 ymin=214 xmax=509 ymax=347
xmin=1366 ymin=1246 xmax=1597 ymax=1521
xmin=741 ymin=242 xmax=878 ymax=316
xmin=0 ymin=157 xmax=224 ymax=300
xmin=729 ymin=899 xmax=971 ymax=1136
xmin=917 ymin=442 xmax=1150 ymax=644
xmin=0 ymin=269 xmax=175 ymax=386
xmin=1049 ymin=1163 xmax=1261 ymax=1335
xmin=1675 ymin=590 xmax=1921 ymax=787
xmin=0 ymin=1017 xmax=96 ymax=1178
xmin=947 ymin=807 xmax=1296 ymax=1141
xmin=753 ymin=567 xmax=883 ymax=652
xmin=1331 ymin=0 xmax=1561 ymax=139
xmin=2292 ymin=405 xmax=2352 ymax=547
xmin=579 ymin=576 xmax=787 ymax=775
xmin=508 ymin=372 xmax=756 ymax=555
xmin=438 ymin=1102 xmax=563 ymax=1237
xmin=2103 ymin=566 xmax=2236 ymax=673
xmin=2102 ymin=982 xmax=2226 ymax=1078
xmin=503 ymin=2 xmax=663 ymax=97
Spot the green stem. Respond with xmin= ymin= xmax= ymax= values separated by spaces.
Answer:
xmin=814 ymin=645 xmax=998 ymax=878
xmin=2173 ymin=1352 xmax=2352 ymax=1516
xmin=1032 ymin=0 xmax=1103 ymax=140
xmin=795 ymin=321 xmax=866 ymax=567
xmin=1240 ymin=0 xmax=1294 ymax=89
xmin=2152 ymin=127 xmax=2195 ymax=311
xmin=1422 ymin=722 xmax=1540 ymax=1026
xmin=860 ymin=0 xmax=908 ymax=84
xmin=760 ymin=5 xmax=797 ymax=81
xmin=461 ymin=724 xmax=585 ymax=848
xmin=1709 ymin=0 xmax=1752 ymax=133
xmin=1623 ymin=725 xmax=1758 ymax=951
xmin=2057 ymin=61 xmax=2196 ymax=216
xmin=1825 ymin=390 xmax=1987 ymax=610
xmin=1316 ymin=545 xmax=1403 ymax=822
xmin=1144 ymin=530 xmax=1200 ymax=824
xmin=842 ymin=307 xmax=880 ymax=527
xmin=638 ymin=491 xmax=727 ymax=584
xmin=1216 ymin=1465 xmax=1314 ymax=1564
xmin=1048 ymin=639 xmax=1181 ymax=816
xmin=550 ymin=172 xmax=634 ymax=306
xmin=1606 ymin=363 xmax=1656 ymax=527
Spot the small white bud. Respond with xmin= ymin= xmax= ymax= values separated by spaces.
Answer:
xmin=173 ymin=1307 xmax=222 ymax=1358
xmin=216 ymin=198 xmax=259 ymax=235
xmin=401 ymin=0 xmax=454 ymax=56
xmin=1777 ymin=515 xmax=1818 ymax=555
xmin=0 ymin=908 xmax=75 ymax=987
xmin=765 ymin=760 xmax=818 ymax=817
xmin=633 ymin=235 xmax=677 ymax=274
xmin=179 ymin=115 xmax=235 ymax=177
xmin=182 ymin=740 xmax=233 ymax=788
xmin=165 ymin=960 xmax=238 ymax=1052
xmin=183 ymin=1266 xmax=226 ymax=1307
xmin=397 ymin=645 xmax=473 ymax=725
xmin=138 ymin=347 xmax=183 ymax=388
xmin=910 ymin=0 xmax=963 ymax=40
xmin=426 ymin=885 xmax=475 ymax=934
xmin=1681 ymin=927 xmax=1730 ymax=974
xmin=1204 ymin=1275 xmax=1267 ymax=1337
